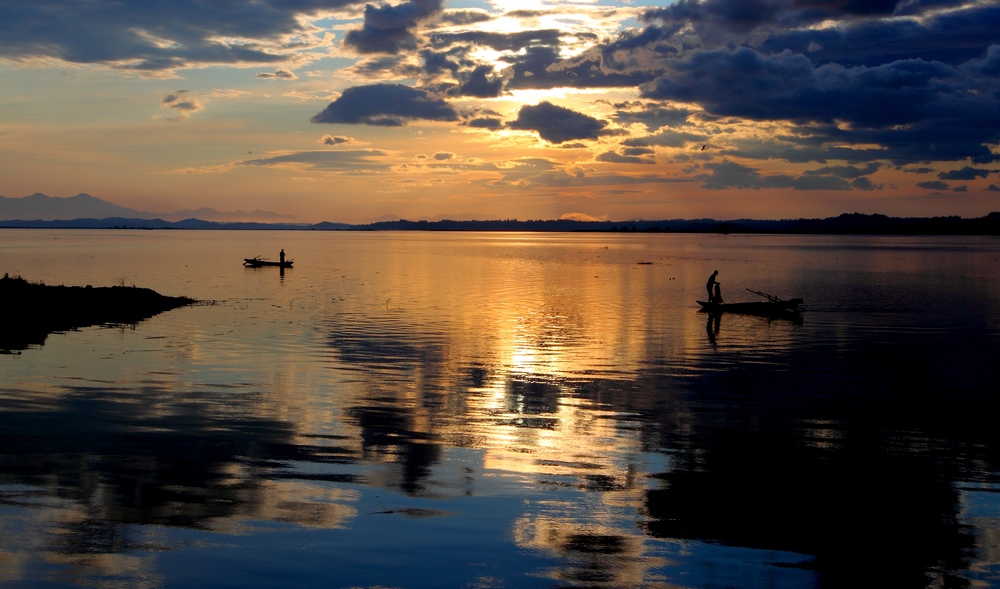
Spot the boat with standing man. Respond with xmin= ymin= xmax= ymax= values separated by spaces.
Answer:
xmin=698 ymin=288 xmax=804 ymax=317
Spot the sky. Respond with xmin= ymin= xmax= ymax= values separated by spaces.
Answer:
xmin=1 ymin=0 xmax=999 ymax=223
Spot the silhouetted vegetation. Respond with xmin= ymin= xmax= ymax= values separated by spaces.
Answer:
xmin=3 ymin=212 xmax=999 ymax=234
xmin=0 ymin=274 xmax=195 ymax=352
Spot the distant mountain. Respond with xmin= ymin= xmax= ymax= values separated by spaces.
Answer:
xmin=2 ymin=203 xmax=998 ymax=235
xmin=0 ymin=193 xmax=295 ymax=223
xmin=156 ymin=207 xmax=297 ymax=223
xmin=0 ymin=193 xmax=144 ymax=221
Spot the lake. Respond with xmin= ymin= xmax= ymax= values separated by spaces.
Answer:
xmin=2 ymin=229 xmax=999 ymax=588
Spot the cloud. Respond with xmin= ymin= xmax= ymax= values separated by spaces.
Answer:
xmin=455 ymin=65 xmax=505 ymax=98
xmin=937 ymin=166 xmax=998 ymax=180
xmin=438 ymin=10 xmax=492 ymax=25
xmin=238 ymin=149 xmax=391 ymax=171
xmin=311 ymin=84 xmax=458 ymax=126
xmin=697 ymin=160 xmax=860 ymax=190
xmin=802 ymin=163 xmax=880 ymax=179
xmin=320 ymin=135 xmax=364 ymax=146
xmin=343 ymin=0 xmax=443 ymax=54
xmin=643 ymin=0 xmax=900 ymax=38
xmin=625 ymin=129 xmax=706 ymax=148
xmin=917 ymin=180 xmax=950 ymax=190
xmin=465 ymin=118 xmax=502 ymax=130
xmin=986 ymin=184 xmax=1000 ymax=192
xmin=759 ymin=3 xmax=1000 ymax=67
xmin=507 ymin=102 xmax=608 ymax=144
xmin=430 ymin=29 xmax=565 ymax=52
xmin=611 ymin=104 xmax=693 ymax=130
xmin=256 ymin=69 xmax=298 ymax=80
xmin=596 ymin=151 xmax=655 ymax=165
xmin=850 ymin=177 xmax=879 ymax=191
xmin=0 ymin=0 xmax=357 ymax=73
xmin=161 ymin=90 xmax=203 ymax=121
xmin=640 ymin=45 xmax=1000 ymax=164
xmin=432 ymin=152 xmax=454 ymax=161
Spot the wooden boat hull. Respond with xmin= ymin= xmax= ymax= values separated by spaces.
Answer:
xmin=243 ymin=258 xmax=293 ymax=268
xmin=697 ymin=299 xmax=803 ymax=317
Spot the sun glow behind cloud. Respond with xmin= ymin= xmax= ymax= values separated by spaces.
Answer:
xmin=0 ymin=0 xmax=998 ymax=221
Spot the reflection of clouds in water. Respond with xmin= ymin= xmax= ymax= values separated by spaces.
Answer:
xmin=0 ymin=382 xmax=361 ymax=531
xmin=321 ymin=287 xmax=1000 ymax=585
xmin=512 ymin=515 xmax=667 ymax=587
xmin=5 ymin=233 xmax=1000 ymax=587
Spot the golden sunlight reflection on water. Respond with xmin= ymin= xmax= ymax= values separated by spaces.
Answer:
xmin=2 ymin=230 xmax=1000 ymax=588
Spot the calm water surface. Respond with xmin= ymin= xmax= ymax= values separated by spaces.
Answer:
xmin=2 ymin=230 xmax=999 ymax=588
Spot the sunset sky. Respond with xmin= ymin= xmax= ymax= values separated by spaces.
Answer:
xmin=2 ymin=0 xmax=999 ymax=223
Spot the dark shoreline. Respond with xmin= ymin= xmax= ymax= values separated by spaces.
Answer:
xmin=1 ymin=211 xmax=999 ymax=235
xmin=0 ymin=275 xmax=195 ymax=352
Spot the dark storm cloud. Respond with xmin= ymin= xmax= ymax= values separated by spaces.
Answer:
xmin=343 ymin=0 xmax=443 ymax=54
xmin=641 ymin=45 xmax=1000 ymax=164
xmin=455 ymin=65 xmax=504 ymax=98
xmin=430 ymin=29 xmax=565 ymax=52
xmin=642 ymin=0 xmax=899 ymax=37
xmin=311 ymin=84 xmax=458 ymax=126
xmin=505 ymin=46 xmax=660 ymax=91
xmin=465 ymin=118 xmax=502 ymax=129
xmin=937 ymin=167 xmax=998 ymax=181
xmin=760 ymin=4 xmax=1000 ymax=67
xmin=419 ymin=49 xmax=462 ymax=76
xmin=507 ymin=102 xmax=608 ymax=144
xmin=0 ymin=0 xmax=361 ymax=72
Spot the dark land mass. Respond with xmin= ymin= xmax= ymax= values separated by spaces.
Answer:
xmin=0 ymin=275 xmax=195 ymax=352
xmin=351 ymin=212 xmax=1000 ymax=234
xmin=1 ymin=212 xmax=999 ymax=234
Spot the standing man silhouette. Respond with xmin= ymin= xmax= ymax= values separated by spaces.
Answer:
xmin=279 ymin=249 xmax=285 ymax=265
xmin=706 ymin=270 xmax=719 ymax=303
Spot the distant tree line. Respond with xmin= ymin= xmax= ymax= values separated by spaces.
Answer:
xmin=3 ymin=212 xmax=999 ymax=235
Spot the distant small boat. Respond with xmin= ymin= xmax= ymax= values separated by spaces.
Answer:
xmin=697 ymin=289 xmax=803 ymax=317
xmin=243 ymin=257 xmax=293 ymax=268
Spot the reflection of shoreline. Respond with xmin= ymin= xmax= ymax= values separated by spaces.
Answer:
xmin=320 ymin=291 xmax=998 ymax=585
xmin=0 ymin=383 xmax=360 ymax=534
xmin=3 ymin=232 xmax=1000 ymax=587
xmin=0 ymin=275 xmax=195 ymax=352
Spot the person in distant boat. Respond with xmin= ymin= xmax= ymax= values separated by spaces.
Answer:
xmin=713 ymin=282 xmax=723 ymax=304
xmin=279 ymin=249 xmax=285 ymax=265
xmin=706 ymin=270 xmax=719 ymax=302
